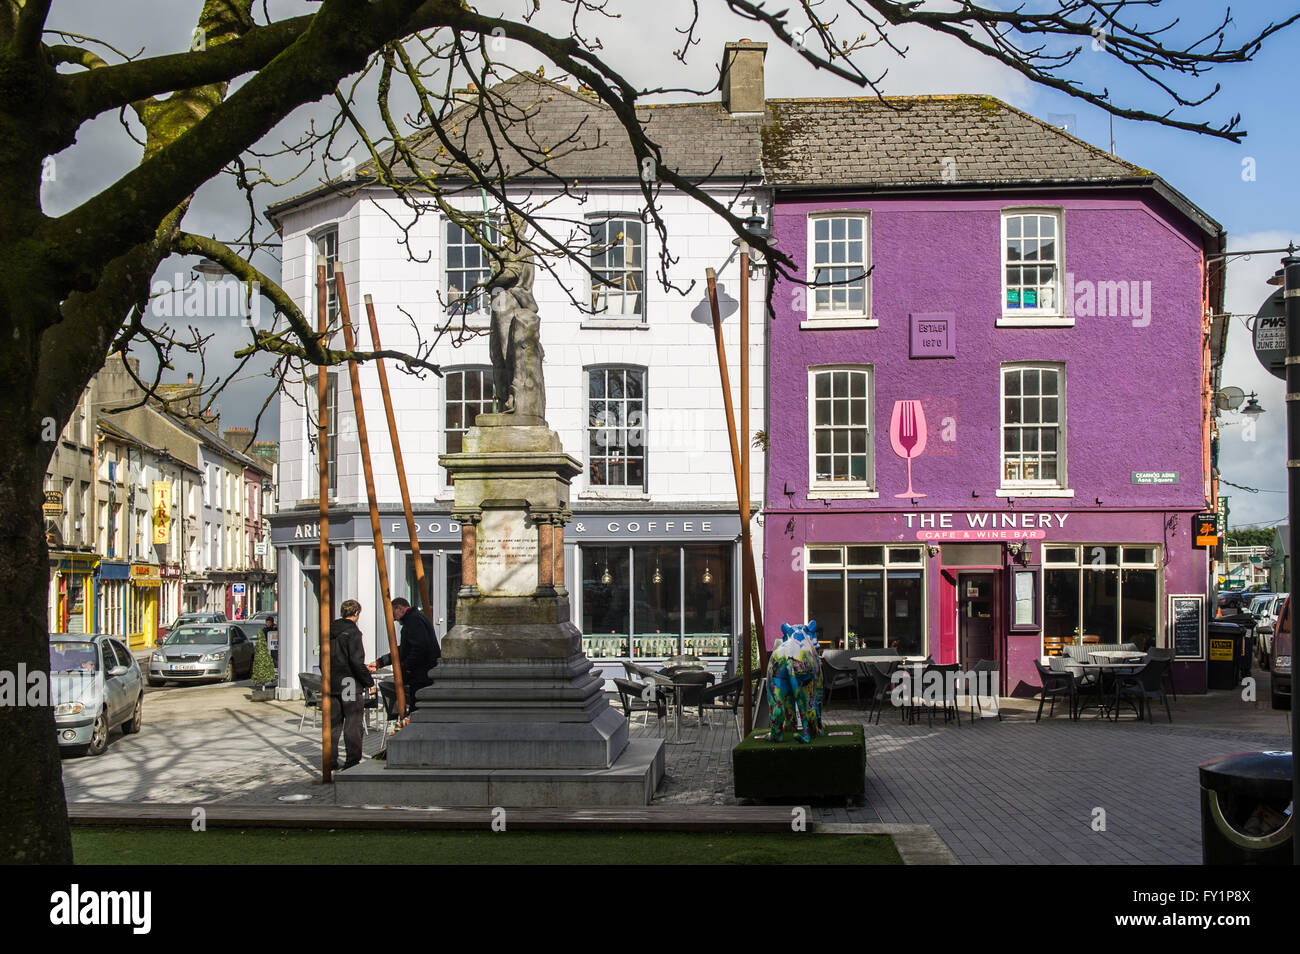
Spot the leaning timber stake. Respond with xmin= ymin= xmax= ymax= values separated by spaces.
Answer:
xmin=317 ymin=259 xmax=333 ymax=784
xmin=337 ymin=267 xmax=405 ymax=717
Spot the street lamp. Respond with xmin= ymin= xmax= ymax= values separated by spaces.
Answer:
xmin=1240 ymin=393 xmax=1265 ymax=418
xmin=192 ymin=257 xmax=227 ymax=280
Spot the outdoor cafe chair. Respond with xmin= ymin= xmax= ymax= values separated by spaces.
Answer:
xmin=821 ymin=649 xmax=862 ymax=705
xmin=1145 ymin=647 xmax=1178 ymax=702
xmin=922 ymin=662 xmax=962 ymax=727
xmin=697 ymin=675 xmax=746 ymax=737
xmin=863 ymin=662 xmax=897 ymax=725
xmin=376 ymin=680 xmax=405 ymax=752
xmin=1032 ymin=659 xmax=1077 ymax=722
xmin=968 ymin=659 xmax=1002 ymax=723
xmin=1113 ymin=659 xmax=1173 ymax=723
xmin=297 ymin=672 xmax=323 ymax=731
xmin=613 ymin=677 xmax=667 ymax=727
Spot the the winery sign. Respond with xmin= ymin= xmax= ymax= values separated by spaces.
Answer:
xmin=906 ymin=511 xmax=1070 ymax=541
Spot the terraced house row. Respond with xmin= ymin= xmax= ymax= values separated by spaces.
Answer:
xmin=44 ymin=355 xmax=278 ymax=648
xmin=267 ymin=39 xmax=1227 ymax=697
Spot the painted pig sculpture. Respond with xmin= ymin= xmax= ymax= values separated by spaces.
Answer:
xmin=766 ymin=621 xmax=825 ymax=743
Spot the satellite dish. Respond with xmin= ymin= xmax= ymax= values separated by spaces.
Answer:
xmin=1216 ymin=386 xmax=1245 ymax=411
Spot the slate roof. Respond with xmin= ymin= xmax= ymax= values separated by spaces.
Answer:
xmin=267 ymin=75 xmax=1216 ymax=244
xmin=761 ymin=95 xmax=1147 ymax=188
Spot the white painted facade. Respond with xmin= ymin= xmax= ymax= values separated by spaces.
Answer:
xmin=271 ymin=185 xmax=769 ymax=696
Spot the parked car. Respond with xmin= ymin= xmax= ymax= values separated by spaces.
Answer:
xmin=248 ymin=611 xmax=277 ymax=626
xmin=50 ymin=634 xmax=144 ymax=757
xmin=1249 ymin=593 xmax=1284 ymax=669
xmin=157 ymin=611 xmax=227 ymax=646
xmin=1216 ymin=590 xmax=1255 ymax=617
xmin=1272 ymin=597 xmax=1290 ymax=711
xmin=148 ymin=623 xmax=255 ymax=686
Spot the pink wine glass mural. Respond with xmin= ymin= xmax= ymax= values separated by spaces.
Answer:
xmin=890 ymin=399 xmax=928 ymax=498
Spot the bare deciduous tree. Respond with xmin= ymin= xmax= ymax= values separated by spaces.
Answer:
xmin=2 ymin=0 xmax=1294 ymax=863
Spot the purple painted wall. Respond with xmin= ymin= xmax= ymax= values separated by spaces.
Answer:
xmin=762 ymin=188 xmax=1215 ymax=693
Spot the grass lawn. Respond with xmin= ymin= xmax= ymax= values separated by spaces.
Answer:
xmin=73 ymin=827 xmax=902 ymax=865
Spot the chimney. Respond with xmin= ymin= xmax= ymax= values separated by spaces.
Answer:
xmin=186 ymin=372 xmax=194 ymax=384
xmin=721 ymin=40 xmax=767 ymax=115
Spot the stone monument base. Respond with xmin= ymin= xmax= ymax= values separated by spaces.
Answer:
xmin=334 ymin=740 xmax=664 ymax=808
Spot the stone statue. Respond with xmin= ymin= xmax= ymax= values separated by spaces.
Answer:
xmin=487 ymin=211 xmax=545 ymax=420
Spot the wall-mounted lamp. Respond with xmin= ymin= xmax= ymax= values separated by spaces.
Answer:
xmin=971 ymin=491 xmax=980 ymax=499
xmin=1095 ymin=497 xmax=1104 ymax=506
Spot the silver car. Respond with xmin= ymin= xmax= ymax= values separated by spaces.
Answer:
xmin=1251 ymin=593 xmax=1284 ymax=668
xmin=51 ymin=635 xmax=145 ymax=757
xmin=148 ymin=623 xmax=256 ymax=686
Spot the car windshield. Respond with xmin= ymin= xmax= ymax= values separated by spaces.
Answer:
xmin=166 ymin=626 xmax=228 ymax=645
xmin=50 ymin=641 xmax=99 ymax=672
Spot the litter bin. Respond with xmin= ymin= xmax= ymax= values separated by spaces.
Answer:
xmin=1207 ymin=621 xmax=1243 ymax=691
xmin=1198 ymin=751 xmax=1293 ymax=865
xmin=1239 ymin=629 xmax=1256 ymax=680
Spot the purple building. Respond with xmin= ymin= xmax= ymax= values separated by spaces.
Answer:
xmin=760 ymin=96 xmax=1226 ymax=696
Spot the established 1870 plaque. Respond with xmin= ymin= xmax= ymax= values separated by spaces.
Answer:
xmin=476 ymin=508 xmax=540 ymax=596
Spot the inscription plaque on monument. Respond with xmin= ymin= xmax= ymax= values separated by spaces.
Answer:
xmin=477 ymin=508 xmax=540 ymax=596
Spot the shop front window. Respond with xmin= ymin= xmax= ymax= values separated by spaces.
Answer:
xmin=805 ymin=545 xmax=925 ymax=653
xmin=580 ymin=544 xmax=733 ymax=659
xmin=1042 ymin=545 xmax=1161 ymax=655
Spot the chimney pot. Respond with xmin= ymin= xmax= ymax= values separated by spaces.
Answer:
xmin=186 ymin=372 xmax=194 ymax=384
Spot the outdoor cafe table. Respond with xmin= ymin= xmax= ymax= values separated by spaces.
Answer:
xmin=1075 ymin=662 xmax=1145 ymax=719
xmin=1088 ymin=650 xmax=1147 ymax=664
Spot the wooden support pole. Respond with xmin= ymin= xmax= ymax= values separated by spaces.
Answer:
xmin=337 ymin=267 xmax=406 ymax=717
xmin=363 ymin=295 xmax=433 ymax=619
xmin=316 ymin=259 xmax=333 ymax=784
xmin=705 ymin=266 xmax=766 ymax=736
xmin=739 ymin=246 xmax=754 ymax=737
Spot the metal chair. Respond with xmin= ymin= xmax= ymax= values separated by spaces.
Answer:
xmin=1114 ymin=659 xmax=1173 ymax=723
xmin=1145 ymin=647 xmax=1178 ymax=702
xmin=613 ymin=677 xmax=667 ymax=727
xmin=968 ymin=659 xmax=1002 ymax=722
xmin=1032 ymin=659 xmax=1077 ymax=722
xmin=863 ymin=661 xmax=899 ymax=725
xmin=820 ymin=649 xmax=862 ymax=705
xmin=297 ymin=672 xmax=323 ymax=731
xmin=697 ymin=675 xmax=745 ymax=737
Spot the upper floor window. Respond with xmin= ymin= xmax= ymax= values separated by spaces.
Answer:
xmin=313 ymin=228 xmax=339 ymax=324
xmin=589 ymin=217 xmax=644 ymax=318
xmin=587 ymin=367 xmax=646 ymax=489
xmin=444 ymin=367 xmax=495 ymax=468
xmin=445 ymin=218 xmax=499 ymax=318
xmin=809 ymin=366 xmax=873 ymax=489
xmin=1001 ymin=364 xmax=1065 ymax=488
xmin=1002 ymin=210 xmax=1062 ymax=318
xmin=809 ymin=213 xmax=870 ymax=318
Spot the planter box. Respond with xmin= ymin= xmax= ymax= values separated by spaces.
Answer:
xmin=733 ymin=724 xmax=866 ymax=800
xmin=250 ymin=686 xmax=276 ymax=702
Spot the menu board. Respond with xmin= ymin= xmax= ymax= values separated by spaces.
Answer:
xmin=1168 ymin=595 xmax=1204 ymax=660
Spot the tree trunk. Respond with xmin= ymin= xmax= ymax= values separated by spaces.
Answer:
xmin=0 ymin=353 xmax=74 ymax=863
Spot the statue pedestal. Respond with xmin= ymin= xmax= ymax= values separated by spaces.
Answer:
xmin=335 ymin=415 xmax=663 ymax=808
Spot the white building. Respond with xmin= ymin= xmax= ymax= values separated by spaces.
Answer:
xmin=268 ymin=60 xmax=770 ymax=694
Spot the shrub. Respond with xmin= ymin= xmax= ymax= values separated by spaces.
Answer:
xmin=251 ymin=631 xmax=276 ymax=687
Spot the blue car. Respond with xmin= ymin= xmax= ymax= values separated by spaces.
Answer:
xmin=50 ymin=634 xmax=145 ymax=757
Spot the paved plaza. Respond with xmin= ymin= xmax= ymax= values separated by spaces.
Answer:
xmin=60 ymin=678 xmax=1292 ymax=864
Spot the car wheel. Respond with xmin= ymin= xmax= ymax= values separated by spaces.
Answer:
xmin=86 ymin=712 xmax=109 ymax=757
xmin=121 ymin=695 xmax=143 ymax=734
xmin=224 ymin=659 xmax=234 ymax=682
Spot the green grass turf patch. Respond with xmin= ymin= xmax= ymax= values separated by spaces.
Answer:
xmin=733 ymin=723 xmax=866 ymax=800
xmin=72 ymin=827 xmax=900 ymax=865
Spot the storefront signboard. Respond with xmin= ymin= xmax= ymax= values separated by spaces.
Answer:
xmin=1168 ymin=594 xmax=1204 ymax=660
xmin=130 ymin=563 xmax=162 ymax=587
xmin=152 ymin=481 xmax=171 ymax=544
xmin=907 ymin=511 xmax=1067 ymax=541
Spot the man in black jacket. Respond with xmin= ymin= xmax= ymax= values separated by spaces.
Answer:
xmin=329 ymin=599 xmax=375 ymax=771
xmin=370 ymin=597 xmax=440 ymax=714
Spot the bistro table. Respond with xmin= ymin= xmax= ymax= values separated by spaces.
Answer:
xmin=1089 ymin=650 xmax=1147 ymax=664
xmin=1075 ymin=662 xmax=1145 ymax=719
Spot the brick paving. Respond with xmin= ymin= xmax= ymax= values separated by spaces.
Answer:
xmin=633 ymin=699 xmax=1290 ymax=865
xmin=62 ymin=681 xmax=1292 ymax=865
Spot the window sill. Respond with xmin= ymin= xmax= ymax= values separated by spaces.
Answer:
xmin=808 ymin=488 xmax=879 ymax=499
xmin=579 ymin=489 xmax=651 ymax=501
xmin=580 ymin=319 xmax=648 ymax=330
xmin=800 ymin=317 xmax=877 ymax=330
xmin=995 ymin=488 xmax=1075 ymax=498
xmin=996 ymin=315 xmax=1074 ymax=328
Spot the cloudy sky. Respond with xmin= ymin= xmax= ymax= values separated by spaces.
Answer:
xmin=41 ymin=1 xmax=1298 ymax=528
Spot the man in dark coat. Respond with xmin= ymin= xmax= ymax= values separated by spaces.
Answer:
xmin=328 ymin=599 xmax=374 ymax=772
xmin=370 ymin=597 xmax=440 ymax=714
